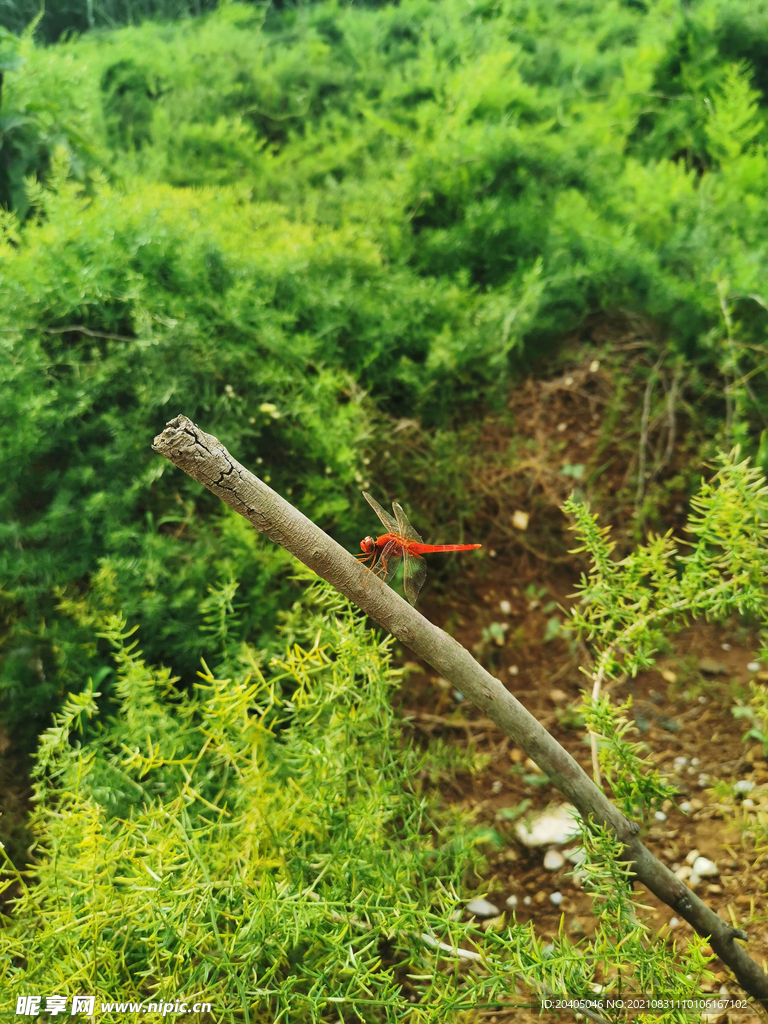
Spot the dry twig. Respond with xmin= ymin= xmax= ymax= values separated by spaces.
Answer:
xmin=152 ymin=414 xmax=768 ymax=1007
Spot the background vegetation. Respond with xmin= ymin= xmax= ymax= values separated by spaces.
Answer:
xmin=3 ymin=0 xmax=768 ymax=743
xmin=2 ymin=0 xmax=768 ymax=1016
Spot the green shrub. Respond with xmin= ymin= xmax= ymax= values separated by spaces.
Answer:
xmin=3 ymin=0 xmax=768 ymax=741
xmin=0 ymin=588 xmax=721 ymax=1021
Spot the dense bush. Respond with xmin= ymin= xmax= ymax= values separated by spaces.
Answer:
xmin=2 ymin=0 xmax=768 ymax=741
xmin=0 ymin=587 xmax=729 ymax=1020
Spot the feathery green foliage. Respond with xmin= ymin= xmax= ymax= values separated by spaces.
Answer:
xmin=0 ymin=583 xmax=721 ymax=1021
xmin=3 ymin=0 xmax=768 ymax=739
xmin=565 ymin=448 xmax=768 ymax=817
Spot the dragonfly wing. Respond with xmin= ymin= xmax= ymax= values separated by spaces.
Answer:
xmin=363 ymin=491 xmax=399 ymax=534
xmin=393 ymin=501 xmax=424 ymax=543
xmin=403 ymin=550 xmax=427 ymax=606
xmin=376 ymin=539 xmax=403 ymax=585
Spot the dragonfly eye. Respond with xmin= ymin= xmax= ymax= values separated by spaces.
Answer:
xmin=360 ymin=537 xmax=375 ymax=553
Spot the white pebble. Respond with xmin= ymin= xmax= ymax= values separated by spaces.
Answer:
xmin=499 ymin=600 xmax=512 ymax=615
xmin=523 ymin=896 xmax=532 ymax=906
xmin=543 ymin=850 xmax=565 ymax=871
xmin=515 ymin=806 xmax=581 ymax=848
xmin=505 ymin=894 xmax=518 ymax=909
xmin=721 ymin=643 xmax=731 ymax=651
xmin=549 ymin=891 xmax=563 ymax=906
xmin=492 ymin=779 xmax=502 ymax=794
xmin=680 ymin=801 xmax=692 ymax=813
xmin=466 ymin=897 xmax=500 ymax=918
xmin=692 ymin=856 xmax=718 ymax=878
xmin=743 ymin=798 xmax=755 ymax=809
xmin=734 ymin=779 xmax=755 ymax=795
xmin=690 ymin=758 xmax=700 ymax=767
xmin=673 ymin=757 xmax=689 ymax=769
xmin=453 ymin=690 xmax=465 ymax=702
xmin=563 ymin=846 xmax=586 ymax=866
xmin=654 ymin=810 xmax=667 ymax=822
xmin=669 ymin=917 xmax=680 ymax=928
xmin=747 ymin=661 xmax=762 ymax=673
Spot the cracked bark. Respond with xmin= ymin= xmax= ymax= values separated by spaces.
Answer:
xmin=152 ymin=414 xmax=768 ymax=1007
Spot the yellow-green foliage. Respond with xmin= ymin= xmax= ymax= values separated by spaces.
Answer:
xmin=0 ymin=594 xmax=483 ymax=1020
xmin=0 ymin=586 xmax=723 ymax=1022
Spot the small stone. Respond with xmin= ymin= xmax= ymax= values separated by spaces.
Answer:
xmin=734 ymin=779 xmax=755 ymax=795
xmin=515 ymin=805 xmax=581 ymax=848
xmin=661 ymin=669 xmax=677 ymax=683
xmin=512 ymin=510 xmax=529 ymax=531
xmin=509 ymin=665 xmax=519 ymax=676
xmin=680 ymin=801 xmax=693 ymax=813
xmin=563 ymin=846 xmax=586 ymax=866
xmin=654 ymin=810 xmax=667 ymax=822
xmin=499 ymin=600 xmax=512 ymax=615
xmin=534 ymin=890 xmax=547 ymax=905
xmin=674 ymin=757 xmax=689 ymax=770
xmin=689 ymin=798 xmax=704 ymax=811
xmin=698 ymin=658 xmax=727 ymax=675
xmin=453 ymin=690 xmax=465 ymax=702
xmin=482 ymin=914 xmax=505 ymax=932
xmin=466 ymin=898 xmax=500 ymax=918
xmin=505 ymin=894 xmax=518 ymax=909
xmin=674 ymin=866 xmax=691 ymax=881
xmin=589 ymin=360 xmax=600 ymax=373
xmin=747 ymin=661 xmax=762 ymax=673
xmin=523 ymin=896 xmax=532 ymax=907
xmin=685 ymin=849 xmax=700 ymax=866
xmin=492 ymin=779 xmax=503 ymax=794
xmin=721 ymin=643 xmax=732 ymax=651
xmin=691 ymin=758 xmax=700 ymax=767
xmin=692 ymin=856 xmax=718 ymax=878
xmin=543 ymin=850 xmax=565 ymax=871
xmin=549 ymin=688 xmax=568 ymax=703
xmin=549 ymin=891 xmax=564 ymax=907
xmin=669 ymin=917 xmax=680 ymax=928
xmin=743 ymin=798 xmax=755 ymax=809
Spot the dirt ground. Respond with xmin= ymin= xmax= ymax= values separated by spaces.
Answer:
xmin=391 ymin=324 xmax=768 ymax=1022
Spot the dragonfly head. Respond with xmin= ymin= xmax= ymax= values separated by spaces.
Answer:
xmin=360 ymin=536 xmax=376 ymax=554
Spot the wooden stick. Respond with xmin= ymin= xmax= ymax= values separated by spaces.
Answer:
xmin=152 ymin=415 xmax=768 ymax=1006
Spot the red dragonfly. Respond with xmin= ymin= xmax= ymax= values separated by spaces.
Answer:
xmin=358 ymin=491 xmax=481 ymax=605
